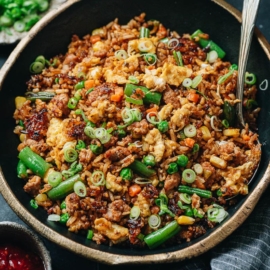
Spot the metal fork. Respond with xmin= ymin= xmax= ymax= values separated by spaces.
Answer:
xmin=236 ymin=0 xmax=261 ymax=127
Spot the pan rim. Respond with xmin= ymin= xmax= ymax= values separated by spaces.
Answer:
xmin=0 ymin=0 xmax=270 ymax=264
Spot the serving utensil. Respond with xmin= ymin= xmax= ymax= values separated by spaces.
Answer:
xmin=227 ymin=0 xmax=261 ymax=200
xmin=236 ymin=0 xmax=261 ymax=126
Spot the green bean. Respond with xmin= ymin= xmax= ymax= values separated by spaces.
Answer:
xmin=17 ymin=160 xmax=28 ymax=178
xmin=144 ymin=220 xmax=181 ymax=249
xmin=129 ymin=160 xmax=156 ymax=178
xmin=178 ymin=185 xmax=212 ymax=198
xmin=124 ymin=84 xmax=162 ymax=105
xmin=18 ymin=147 xmax=51 ymax=178
xmin=25 ymin=91 xmax=55 ymax=101
xmin=47 ymin=174 xmax=81 ymax=200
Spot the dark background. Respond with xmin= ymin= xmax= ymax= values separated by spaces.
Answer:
xmin=0 ymin=0 xmax=269 ymax=269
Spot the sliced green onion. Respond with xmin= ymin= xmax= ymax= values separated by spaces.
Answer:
xmin=76 ymin=140 xmax=86 ymax=150
xmin=14 ymin=20 xmax=25 ymax=32
xmin=48 ymin=171 xmax=62 ymax=187
xmin=90 ymin=144 xmax=103 ymax=155
xmin=134 ymin=177 xmax=152 ymax=185
xmin=173 ymin=51 xmax=183 ymax=66
xmin=68 ymin=97 xmax=78 ymax=109
xmin=84 ymin=126 xmax=96 ymax=139
xmin=137 ymin=233 xmax=145 ymax=241
xmin=216 ymin=189 xmax=223 ymax=197
xmin=167 ymin=162 xmax=178 ymax=175
xmin=182 ymin=78 xmax=192 ymax=88
xmin=229 ymin=64 xmax=238 ymax=70
xmin=146 ymin=112 xmax=161 ymax=125
xmin=64 ymin=148 xmax=78 ymax=163
xmin=245 ymin=72 xmax=257 ymax=85
xmin=30 ymin=199 xmax=38 ymax=209
xmin=138 ymin=39 xmax=153 ymax=52
xmin=86 ymin=88 xmax=94 ymax=95
xmin=207 ymin=50 xmax=218 ymax=63
xmin=48 ymin=214 xmax=61 ymax=222
xmin=90 ymin=171 xmax=105 ymax=186
xmin=192 ymin=143 xmax=200 ymax=154
xmin=139 ymin=27 xmax=150 ymax=38
xmin=55 ymin=77 xmax=59 ymax=84
xmin=143 ymin=53 xmax=157 ymax=65
xmin=245 ymin=99 xmax=258 ymax=110
xmin=193 ymin=163 xmax=203 ymax=175
xmin=191 ymin=75 xmax=202 ymax=88
xmin=87 ymin=230 xmax=94 ymax=240
xmin=74 ymin=181 xmax=87 ymax=197
xmin=193 ymin=208 xmax=204 ymax=218
xmin=29 ymin=61 xmax=44 ymax=74
xmin=75 ymin=81 xmax=85 ymax=90
xmin=115 ymin=50 xmax=128 ymax=60
xmin=74 ymin=90 xmax=82 ymax=100
xmin=218 ymin=69 xmax=234 ymax=85
xmin=121 ymin=107 xmax=141 ymax=125
xmin=125 ymin=96 xmax=143 ymax=105
xmin=159 ymin=37 xmax=169 ymax=44
xmin=95 ymin=128 xmax=111 ymax=144
xmin=207 ymin=204 xmax=228 ymax=223
xmin=168 ymin=38 xmax=179 ymax=50
xmin=148 ymin=214 xmax=161 ymax=229
xmin=179 ymin=193 xmax=191 ymax=204
xmin=128 ymin=76 xmax=139 ymax=84
xmin=184 ymin=124 xmax=197 ymax=137
xmin=130 ymin=206 xmax=141 ymax=220
xmin=222 ymin=119 xmax=229 ymax=128
xmin=210 ymin=115 xmax=222 ymax=132
xmin=182 ymin=169 xmax=196 ymax=184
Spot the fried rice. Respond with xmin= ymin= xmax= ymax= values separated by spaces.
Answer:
xmin=13 ymin=13 xmax=261 ymax=248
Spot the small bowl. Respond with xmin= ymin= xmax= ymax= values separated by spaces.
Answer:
xmin=0 ymin=221 xmax=52 ymax=270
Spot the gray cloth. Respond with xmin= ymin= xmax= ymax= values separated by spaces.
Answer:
xmin=175 ymin=187 xmax=270 ymax=270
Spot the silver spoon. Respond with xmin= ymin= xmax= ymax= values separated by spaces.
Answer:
xmin=236 ymin=0 xmax=261 ymax=126
xmin=226 ymin=0 xmax=261 ymax=200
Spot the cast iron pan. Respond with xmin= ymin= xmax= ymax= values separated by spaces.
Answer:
xmin=0 ymin=0 xmax=270 ymax=265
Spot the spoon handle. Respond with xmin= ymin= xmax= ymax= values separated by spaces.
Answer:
xmin=236 ymin=0 xmax=261 ymax=128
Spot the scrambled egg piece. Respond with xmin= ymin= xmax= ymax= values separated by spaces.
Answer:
xmin=87 ymin=66 xmax=103 ymax=80
xmin=133 ymin=193 xmax=151 ymax=217
xmin=142 ymin=68 xmax=166 ymax=92
xmin=94 ymin=218 xmax=129 ymax=244
xmin=161 ymin=62 xmax=192 ymax=86
xmin=86 ymin=100 xmax=109 ymax=123
xmin=106 ymin=172 xmax=123 ymax=193
xmin=158 ymin=103 xmax=174 ymax=120
xmin=170 ymin=103 xmax=194 ymax=130
xmin=103 ymin=55 xmax=139 ymax=84
xmin=46 ymin=118 xmax=75 ymax=168
xmin=163 ymin=140 xmax=180 ymax=158
xmin=127 ymin=37 xmax=157 ymax=55
xmin=142 ymin=128 xmax=165 ymax=162
xmin=221 ymin=161 xmax=253 ymax=195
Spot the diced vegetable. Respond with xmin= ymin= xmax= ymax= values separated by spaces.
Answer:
xmin=210 ymin=155 xmax=227 ymax=169
xmin=223 ymin=128 xmax=240 ymax=137
xmin=177 ymin=215 xmax=195 ymax=225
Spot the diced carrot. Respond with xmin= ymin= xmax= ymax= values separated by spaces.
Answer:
xmin=84 ymin=80 xmax=95 ymax=89
xmin=110 ymin=87 xmax=124 ymax=102
xmin=184 ymin=138 xmax=196 ymax=148
xmin=242 ymin=134 xmax=250 ymax=141
xmin=90 ymin=35 xmax=101 ymax=44
xmin=129 ymin=184 xmax=142 ymax=197
xmin=146 ymin=107 xmax=158 ymax=114
xmin=148 ymin=65 xmax=155 ymax=70
xmin=187 ymin=91 xmax=200 ymax=103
